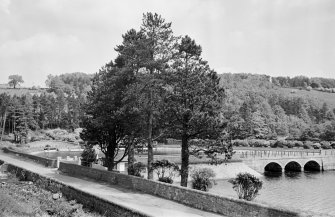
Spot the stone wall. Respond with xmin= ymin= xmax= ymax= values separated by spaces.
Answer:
xmin=0 ymin=159 xmax=151 ymax=217
xmin=59 ymin=162 xmax=305 ymax=217
xmin=3 ymin=148 xmax=58 ymax=168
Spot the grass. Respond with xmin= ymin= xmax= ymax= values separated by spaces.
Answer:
xmin=0 ymin=87 xmax=46 ymax=96
xmin=278 ymin=87 xmax=335 ymax=109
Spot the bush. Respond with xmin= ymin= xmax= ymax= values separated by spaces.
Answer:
xmin=151 ymin=159 xmax=179 ymax=184
xmin=229 ymin=172 xmax=263 ymax=201
xmin=80 ymin=146 xmax=97 ymax=167
xmin=303 ymin=141 xmax=313 ymax=149
xmin=250 ymin=140 xmax=270 ymax=147
xmin=248 ymin=139 xmax=257 ymax=147
xmin=269 ymin=140 xmax=277 ymax=148
xmin=312 ymin=143 xmax=321 ymax=149
xmin=320 ymin=141 xmax=332 ymax=149
xmin=190 ymin=168 xmax=216 ymax=192
xmin=273 ymin=139 xmax=287 ymax=148
xmin=249 ymin=139 xmax=264 ymax=147
xmin=286 ymin=141 xmax=295 ymax=149
xmin=331 ymin=142 xmax=335 ymax=149
xmin=294 ymin=141 xmax=304 ymax=148
xmin=128 ymin=162 xmax=146 ymax=177
xmin=261 ymin=140 xmax=271 ymax=147
xmin=158 ymin=177 xmax=173 ymax=184
xmin=234 ymin=140 xmax=249 ymax=147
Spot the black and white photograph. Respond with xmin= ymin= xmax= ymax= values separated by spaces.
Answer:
xmin=0 ymin=0 xmax=335 ymax=216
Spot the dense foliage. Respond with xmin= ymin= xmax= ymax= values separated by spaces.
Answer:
xmin=229 ymin=172 xmax=263 ymax=201
xmin=220 ymin=73 xmax=335 ymax=142
xmin=151 ymin=159 xmax=179 ymax=184
xmin=272 ymin=75 xmax=335 ymax=89
xmin=80 ymin=64 xmax=143 ymax=171
xmin=0 ymin=72 xmax=91 ymax=143
xmin=127 ymin=162 xmax=146 ymax=177
xmin=81 ymin=146 xmax=97 ymax=167
xmin=8 ymin=75 xmax=24 ymax=89
xmin=190 ymin=167 xmax=216 ymax=192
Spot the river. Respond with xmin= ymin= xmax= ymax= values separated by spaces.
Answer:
xmin=210 ymin=171 xmax=335 ymax=216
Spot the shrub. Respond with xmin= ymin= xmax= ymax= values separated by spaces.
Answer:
xmin=128 ymin=162 xmax=146 ymax=177
xmin=320 ymin=141 xmax=332 ymax=149
xmin=241 ymin=140 xmax=250 ymax=147
xmin=80 ymin=146 xmax=97 ymax=167
xmin=273 ymin=139 xmax=287 ymax=148
xmin=158 ymin=177 xmax=173 ymax=184
xmin=234 ymin=140 xmax=249 ymax=147
xmin=303 ymin=141 xmax=313 ymax=149
xmin=251 ymin=140 xmax=269 ymax=147
xmin=269 ymin=140 xmax=277 ymax=148
xmin=249 ymin=139 xmax=262 ymax=147
xmin=190 ymin=168 xmax=216 ymax=192
xmin=331 ymin=142 xmax=335 ymax=149
xmin=312 ymin=143 xmax=321 ymax=149
xmin=261 ymin=140 xmax=271 ymax=147
xmin=151 ymin=159 xmax=179 ymax=184
xmin=294 ymin=141 xmax=304 ymax=148
xmin=286 ymin=141 xmax=295 ymax=148
xmin=229 ymin=172 xmax=263 ymax=201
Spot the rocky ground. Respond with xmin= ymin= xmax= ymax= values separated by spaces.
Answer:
xmin=0 ymin=173 xmax=103 ymax=217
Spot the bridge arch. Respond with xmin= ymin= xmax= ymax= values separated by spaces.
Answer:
xmin=264 ymin=162 xmax=282 ymax=172
xmin=284 ymin=161 xmax=302 ymax=172
xmin=304 ymin=160 xmax=321 ymax=171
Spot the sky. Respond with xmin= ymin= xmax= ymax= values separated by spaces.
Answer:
xmin=0 ymin=0 xmax=335 ymax=87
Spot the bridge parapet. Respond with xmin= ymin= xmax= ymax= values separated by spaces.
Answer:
xmin=238 ymin=149 xmax=335 ymax=160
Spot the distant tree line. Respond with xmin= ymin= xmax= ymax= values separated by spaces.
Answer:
xmin=272 ymin=75 xmax=335 ymax=90
xmin=0 ymin=72 xmax=92 ymax=142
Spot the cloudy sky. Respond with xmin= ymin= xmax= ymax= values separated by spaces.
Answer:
xmin=0 ymin=0 xmax=335 ymax=87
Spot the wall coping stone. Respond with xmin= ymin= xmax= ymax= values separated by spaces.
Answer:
xmin=3 ymin=147 xmax=58 ymax=168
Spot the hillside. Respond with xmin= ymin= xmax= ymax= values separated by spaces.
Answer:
xmin=218 ymin=73 xmax=335 ymax=109
xmin=278 ymin=87 xmax=335 ymax=109
xmin=0 ymin=87 xmax=46 ymax=96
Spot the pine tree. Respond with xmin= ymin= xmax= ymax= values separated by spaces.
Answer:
xmin=162 ymin=36 xmax=225 ymax=186
xmin=81 ymin=63 xmax=143 ymax=171
xmin=115 ymin=13 xmax=179 ymax=179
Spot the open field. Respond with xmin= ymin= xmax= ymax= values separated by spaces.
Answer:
xmin=278 ymin=87 xmax=335 ymax=109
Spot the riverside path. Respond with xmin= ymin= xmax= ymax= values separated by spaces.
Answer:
xmin=0 ymin=150 xmax=224 ymax=217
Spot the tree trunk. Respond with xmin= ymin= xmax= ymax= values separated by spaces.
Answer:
xmin=127 ymin=141 xmax=135 ymax=174
xmin=147 ymin=89 xmax=154 ymax=179
xmin=106 ymin=145 xmax=115 ymax=171
xmin=180 ymin=133 xmax=189 ymax=187
xmin=1 ymin=110 xmax=7 ymax=141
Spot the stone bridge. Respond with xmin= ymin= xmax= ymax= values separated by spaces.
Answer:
xmin=237 ymin=149 xmax=335 ymax=173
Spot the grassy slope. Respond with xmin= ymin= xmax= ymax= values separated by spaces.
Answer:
xmin=0 ymin=87 xmax=46 ymax=96
xmin=278 ymin=87 xmax=335 ymax=109
xmin=218 ymin=73 xmax=335 ymax=109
